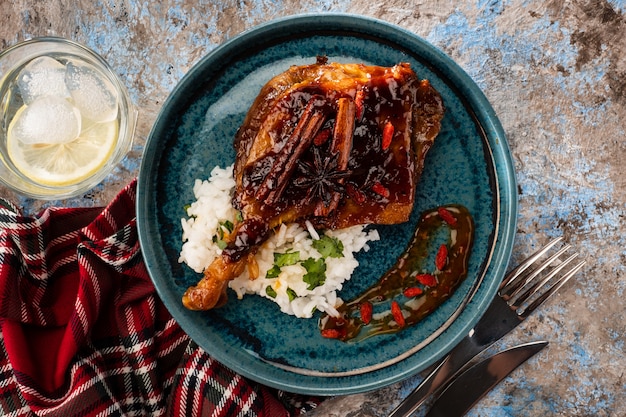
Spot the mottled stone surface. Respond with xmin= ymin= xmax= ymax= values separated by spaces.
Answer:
xmin=1 ymin=1 xmax=625 ymax=416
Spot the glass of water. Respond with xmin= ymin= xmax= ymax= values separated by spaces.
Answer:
xmin=0 ymin=37 xmax=136 ymax=199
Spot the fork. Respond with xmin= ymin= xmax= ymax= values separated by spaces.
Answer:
xmin=388 ymin=236 xmax=586 ymax=417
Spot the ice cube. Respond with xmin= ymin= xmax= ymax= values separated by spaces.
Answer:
xmin=9 ymin=96 xmax=81 ymax=145
xmin=17 ymin=56 xmax=71 ymax=104
xmin=65 ymin=60 xmax=119 ymax=123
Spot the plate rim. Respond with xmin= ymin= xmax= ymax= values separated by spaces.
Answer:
xmin=137 ymin=12 xmax=518 ymax=395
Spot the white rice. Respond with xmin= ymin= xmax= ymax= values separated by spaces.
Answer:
xmin=178 ymin=164 xmax=380 ymax=318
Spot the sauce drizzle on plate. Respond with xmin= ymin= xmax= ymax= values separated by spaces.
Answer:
xmin=319 ymin=204 xmax=474 ymax=342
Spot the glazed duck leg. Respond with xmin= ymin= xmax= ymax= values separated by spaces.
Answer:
xmin=182 ymin=58 xmax=445 ymax=311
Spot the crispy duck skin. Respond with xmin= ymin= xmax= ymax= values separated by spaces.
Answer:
xmin=182 ymin=58 xmax=445 ymax=311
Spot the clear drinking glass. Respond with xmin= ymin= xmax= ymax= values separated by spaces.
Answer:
xmin=0 ymin=37 xmax=136 ymax=199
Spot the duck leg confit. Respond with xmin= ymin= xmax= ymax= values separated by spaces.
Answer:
xmin=182 ymin=57 xmax=445 ymax=311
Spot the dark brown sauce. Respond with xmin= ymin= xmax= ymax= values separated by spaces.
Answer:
xmin=239 ymin=73 xmax=416 ymax=219
xmin=222 ymin=216 xmax=269 ymax=262
xmin=319 ymin=205 xmax=474 ymax=342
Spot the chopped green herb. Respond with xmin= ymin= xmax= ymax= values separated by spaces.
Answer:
xmin=302 ymin=257 xmax=327 ymax=290
xmin=274 ymin=251 xmax=300 ymax=267
xmin=220 ymin=220 xmax=234 ymax=233
xmin=286 ymin=288 xmax=297 ymax=302
xmin=265 ymin=251 xmax=301 ymax=278
xmin=212 ymin=219 xmax=236 ymax=250
xmin=312 ymin=235 xmax=344 ymax=258
xmin=183 ymin=204 xmax=196 ymax=218
xmin=212 ymin=231 xmax=227 ymax=250
xmin=266 ymin=265 xmax=281 ymax=278
xmin=235 ymin=211 xmax=244 ymax=222
xmin=265 ymin=286 xmax=277 ymax=298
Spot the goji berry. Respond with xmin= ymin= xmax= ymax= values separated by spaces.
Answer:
xmin=313 ymin=128 xmax=331 ymax=146
xmin=321 ymin=328 xmax=342 ymax=339
xmin=382 ymin=121 xmax=394 ymax=150
xmin=391 ymin=300 xmax=405 ymax=327
xmin=403 ymin=286 xmax=424 ymax=298
xmin=416 ymin=273 xmax=437 ymax=287
xmin=437 ymin=207 xmax=457 ymax=226
xmin=372 ymin=182 xmax=390 ymax=198
xmin=360 ymin=301 xmax=373 ymax=325
xmin=355 ymin=90 xmax=365 ymax=119
xmin=435 ymin=244 xmax=448 ymax=270
xmin=346 ymin=183 xmax=366 ymax=204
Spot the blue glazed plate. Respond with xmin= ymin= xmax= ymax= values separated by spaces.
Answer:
xmin=137 ymin=14 xmax=517 ymax=395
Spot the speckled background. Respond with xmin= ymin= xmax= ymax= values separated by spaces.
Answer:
xmin=1 ymin=1 xmax=625 ymax=416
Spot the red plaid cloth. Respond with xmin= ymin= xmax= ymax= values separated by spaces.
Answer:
xmin=0 ymin=180 xmax=319 ymax=416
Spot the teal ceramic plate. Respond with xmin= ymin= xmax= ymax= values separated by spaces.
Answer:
xmin=137 ymin=14 xmax=517 ymax=395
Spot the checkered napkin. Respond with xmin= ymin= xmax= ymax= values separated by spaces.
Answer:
xmin=0 ymin=180 xmax=319 ymax=416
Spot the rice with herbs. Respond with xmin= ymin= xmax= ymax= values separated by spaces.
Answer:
xmin=179 ymin=164 xmax=379 ymax=318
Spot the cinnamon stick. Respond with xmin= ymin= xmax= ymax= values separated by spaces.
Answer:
xmin=255 ymin=95 xmax=329 ymax=205
xmin=315 ymin=97 xmax=355 ymax=216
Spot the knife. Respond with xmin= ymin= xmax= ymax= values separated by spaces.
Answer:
xmin=424 ymin=341 xmax=549 ymax=417
xmin=388 ymin=295 xmax=534 ymax=417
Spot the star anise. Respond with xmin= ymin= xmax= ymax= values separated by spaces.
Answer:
xmin=293 ymin=146 xmax=351 ymax=207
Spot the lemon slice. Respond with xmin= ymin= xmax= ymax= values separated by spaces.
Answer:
xmin=7 ymin=116 xmax=118 ymax=187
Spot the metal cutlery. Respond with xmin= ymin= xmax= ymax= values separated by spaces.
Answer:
xmin=389 ymin=236 xmax=585 ymax=417
xmin=424 ymin=341 xmax=549 ymax=417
